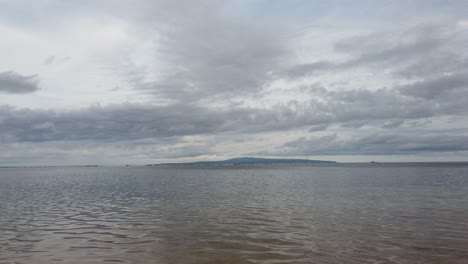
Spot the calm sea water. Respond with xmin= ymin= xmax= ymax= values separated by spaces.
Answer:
xmin=0 ymin=164 xmax=467 ymax=264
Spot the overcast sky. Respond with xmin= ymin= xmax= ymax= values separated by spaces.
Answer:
xmin=1 ymin=0 xmax=468 ymax=165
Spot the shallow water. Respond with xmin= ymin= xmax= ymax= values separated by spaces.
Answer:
xmin=1 ymin=164 xmax=468 ymax=264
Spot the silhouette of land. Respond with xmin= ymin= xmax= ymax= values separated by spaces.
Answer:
xmin=153 ymin=157 xmax=337 ymax=166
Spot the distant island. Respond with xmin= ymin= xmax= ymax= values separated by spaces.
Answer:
xmin=151 ymin=157 xmax=337 ymax=166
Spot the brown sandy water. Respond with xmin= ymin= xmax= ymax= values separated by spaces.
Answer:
xmin=1 ymin=164 xmax=468 ymax=263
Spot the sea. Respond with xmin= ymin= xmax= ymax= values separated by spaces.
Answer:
xmin=0 ymin=163 xmax=467 ymax=264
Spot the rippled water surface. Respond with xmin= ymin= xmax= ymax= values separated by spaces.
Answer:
xmin=1 ymin=164 xmax=468 ymax=264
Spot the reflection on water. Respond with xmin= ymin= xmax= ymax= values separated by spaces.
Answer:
xmin=1 ymin=164 xmax=468 ymax=263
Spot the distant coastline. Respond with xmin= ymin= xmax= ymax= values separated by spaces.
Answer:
xmin=2 ymin=161 xmax=468 ymax=168
xmin=151 ymin=157 xmax=337 ymax=166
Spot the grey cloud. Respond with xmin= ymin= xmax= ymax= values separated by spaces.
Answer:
xmin=284 ymin=25 xmax=466 ymax=79
xmin=0 ymin=138 xmax=216 ymax=165
xmin=276 ymin=134 xmax=340 ymax=155
xmin=394 ymin=54 xmax=468 ymax=79
xmin=0 ymin=103 xmax=315 ymax=143
xmin=311 ymin=88 xmax=437 ymax=121
xmin=125 ymin=1 xmax=289 ymax=102
xmin=399 ymin=72 xmax=468 ymax=100
xmin=285 ymin=61 xmax=332 ymax=78
xmin=102 ymin=138 xmax=218 ymax=160
xmin=341 ymin=25 xmax=468 ymax=80
xmin=408 ymin=119 xmax=432 ymax=127
xmin=273 ymin=132 xmax=468 ymax=156
xmin=0 ymin=71 xmax=40 ymax=94
xmin=340 ymin=121 xmax=367 ymax=128
xmin=2 ymin=81 xmax=466 ymax=144
xmin=43 ymin=55 xmax=56 ymax=65
xmin=157 ymin=145 xmax=217 ymax=159
xmin=382 ymin=119 xmax=404 ymax=129
xmin=336 ymin=26 xmax=448 ymax=66
xmin=308 ymin=124 xmax=328 ymax=132
xmin=62 ymin=57 xmax=72 ymax=62
xmin=0 ymin=104 xmax=224 ymax=142
xmin=361 ymin=133 xmax=468 ymax=153
xmin=307 ymin=78 xmax=468 ymax=123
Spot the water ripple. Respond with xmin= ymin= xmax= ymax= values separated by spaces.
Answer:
xmin=1 ymin=165 xmax=468 ymax=263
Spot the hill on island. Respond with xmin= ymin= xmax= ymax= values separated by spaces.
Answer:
xmin=156 ymin=157 xmax=336 ymax=166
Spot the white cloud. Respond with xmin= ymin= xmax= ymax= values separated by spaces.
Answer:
xmin=457 ymin=20 xmax=468 ymax=29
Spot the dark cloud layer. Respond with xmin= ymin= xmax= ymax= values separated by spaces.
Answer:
xmin=1 ymin=78 xmax=467 ymax=145
xmin=0 ymin=71 xmax=40 ymax=94
xmin=0 ymin=103 xmax=294 ymax=143
xmin=400 ymin=72 xmax=468 ymax=100
xmin=270 ymin=132 xmax=468 ymax=156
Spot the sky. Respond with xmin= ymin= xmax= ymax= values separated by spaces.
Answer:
xmin=1 ymin=0 xmax=468 ymax=165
